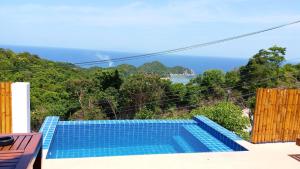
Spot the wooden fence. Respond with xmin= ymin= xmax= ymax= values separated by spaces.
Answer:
xmin=0 ymin=82 xmax=12 ymax=134
xmin=251 ymin=88 xmax=300 ymax=143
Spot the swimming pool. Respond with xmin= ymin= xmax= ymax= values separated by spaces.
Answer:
xmin=40 ymin=116 xmax=247 ymax=159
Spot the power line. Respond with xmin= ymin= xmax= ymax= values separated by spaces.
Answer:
xmin=0 ymin=20 xmax=300 ymax=72
xmin=114 ymin=74 xmax=300 ymax=116
xmin=106 ymin=92 xmax=257 ymax=118
xmin=115 ymin=70 xmax=293 ymax=102
xmin=112 ymin=75 xmax=289 ymax=113
xmin=1 ymin=55 xmax=300 ymax=72
xmin=106 ymin=73 xmax=299 ymax=117
xmin=74 ymin=20 xmax=300 ymax=66
xmin=113 ymin=91 xmax=258 ymax=117
xmin=1 ymin=58 xmax=298 ymax=98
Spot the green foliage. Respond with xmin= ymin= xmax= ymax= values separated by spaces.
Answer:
xmin=93 ymin=69 xmax=122 ymax=90
xmin=278 ymin=64 xmax=300 ymax=87
xmin=168 ymin=83 xmax=188 ymax=106
xmin=138 ymin=61 xmax=170 ymax=76
xmin=115 ymin=61 xmax=192 ymax=77
xmin=225 ymin=69 xmax=240 ymax=87
xmin=190 ymin=69 xmax=226 ymax=100
xmin=239 ymin=46 xmax=286 ymax=94
xmin=137 ymin=61 xmax=192 ymax=77
xmin=135 ymin=108 xmax=155 ymax=119
xmin=119 ymin=74 xmax=165 ymax=118
xmin=191 ymin=102 xmax=250 ymax=139
xmin=0 ymin=49 xmax=86 ymax=129
xmin=1 ymin=45 xmax=300 ymax=138
xmin=116 ymin=64 xmax=137 ymax=77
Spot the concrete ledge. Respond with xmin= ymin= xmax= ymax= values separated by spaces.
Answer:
xmin=43 ymin=142 xmax=300 ymax=169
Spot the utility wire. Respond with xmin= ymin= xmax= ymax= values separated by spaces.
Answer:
xmin=116 ymin=71 xmax=292 ymax=102
xmin=1 ymin=56 xmax=300 ymax=72
xmin=74 ymin=20 xmax=300 ymax=66
xmin=109 ymin=91 xmax=258 ymax=117
xmin=112 ymin=75 xmax=289 ymax=113
xmin=1 ymin=58 xmax=298 ymax=98
xmin=1 ymin=20 xmax=300 ymax=71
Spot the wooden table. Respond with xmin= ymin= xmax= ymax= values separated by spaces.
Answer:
xmin=0 ymin=133 xmax=42 ymax=169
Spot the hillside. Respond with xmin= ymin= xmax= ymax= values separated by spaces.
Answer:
xmin=113 ymin=61 xmax=193 ymax=77
xmin=137 ymin=61 xmax=193 ymax=76
xmin=0 ymin=48 xmax=194 ymax=129
xmin=1 ymin=46 xmax=298 ymax=139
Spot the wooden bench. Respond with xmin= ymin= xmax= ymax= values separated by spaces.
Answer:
xmin=0 ymin=133 xmax=42 ymax=169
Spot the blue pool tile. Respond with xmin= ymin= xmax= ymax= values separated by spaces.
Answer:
xmin=58 ymin=119 xmax=196 ymax=125
xmin=193 ymin=115 xmax=247 ymax=151
xmin=181 ymin=125 xmax=232 ymax=152
xmin=43 ymin=116 xmax=247 ymax=159
xmin=193 ymin=116 xmax=241 ymax=140
xmin=39 ymin=116 xmax=59 ymax=149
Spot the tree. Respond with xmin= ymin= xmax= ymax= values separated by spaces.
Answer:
xmin=119 ymin=74 xmax=165 ymax=118
xmin=137 ymin=61 xmax=192 ymax=77
xmin=93 ymin=69 xmax=122 ymax=90
xmin=1 ymin=46 xmax=298 ymax=133
xmin=225 ymin=69 xmax=240 ymax=87
xmin=278 ymin=64 xmax=300 ymax=88
xmin=168 ymin=83 xmax=188 ymax=106
xmin=97 ymin=87 xmax=119 ymax=119
xmin=239 ymin=46 xmax=286 ymax=95
xmin=66 ymin=79 xmax=105 ymax=120
xmin=191 ymin=69 xmax=226 ymax=100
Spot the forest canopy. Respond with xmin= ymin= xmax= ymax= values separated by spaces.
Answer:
xmin=0 ymin=46 xmax=299 ymax=139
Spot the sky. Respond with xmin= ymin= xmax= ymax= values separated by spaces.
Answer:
xmin=0 ymin=0 xmax=299 ymax=59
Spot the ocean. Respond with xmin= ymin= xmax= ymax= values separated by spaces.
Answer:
xmin=0 ymin=45 xmax=248 ymax=74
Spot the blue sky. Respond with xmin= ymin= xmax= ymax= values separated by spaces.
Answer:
xmin=0 ymin=0 xmax=299 ymax=59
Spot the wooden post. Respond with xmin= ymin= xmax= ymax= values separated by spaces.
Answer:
xmin=0 ymin=82 xmax=12 ymax=134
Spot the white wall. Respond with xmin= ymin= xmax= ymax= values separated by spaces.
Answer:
xmin=12 ymin=82 xmax=31 ymax=133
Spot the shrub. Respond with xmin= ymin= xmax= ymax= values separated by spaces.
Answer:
xmin=135 ymin=108 xmax=155 ymax=119
xmin=191 ymin=101 xmax=250 ymax=139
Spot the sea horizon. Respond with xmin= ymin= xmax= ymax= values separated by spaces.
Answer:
xmin=0 ymin=44 xmax=250 ymax=74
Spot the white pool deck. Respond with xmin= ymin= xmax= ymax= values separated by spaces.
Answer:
xmin=43 ymin=140 xmax=300 ymax=169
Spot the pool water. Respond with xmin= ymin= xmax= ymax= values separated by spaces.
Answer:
xmin=42 ymin=116 xmax=247 ymax=159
